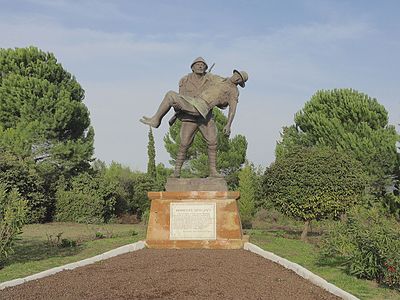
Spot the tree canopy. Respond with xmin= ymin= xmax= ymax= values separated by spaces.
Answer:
xmin=276 ymin=89 xmax=399 ymax=183
xmin=0 ymin=47 xmax=94 ymax=178
xmin=263 ymin=146 xmax=368 ymax=239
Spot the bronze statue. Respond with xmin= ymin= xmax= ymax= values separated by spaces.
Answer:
xmin=140 ymin=58 xmax=248 ymax=178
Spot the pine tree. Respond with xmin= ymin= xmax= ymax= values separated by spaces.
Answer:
xmin=238 ymin=163 xmax=257 ymax=228
xmin=0 ymin=46 xmax=94 ymax=221
xmin=147 ymin=127 xmax=156 ymax=179
xmin=276 ymin=88 xmax=399 ymax=196
xmin=0 ymin=47 xmax=94 ymax=177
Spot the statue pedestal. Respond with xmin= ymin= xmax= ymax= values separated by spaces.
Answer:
xmin=145 ymin=190 xmax=246 ymax=249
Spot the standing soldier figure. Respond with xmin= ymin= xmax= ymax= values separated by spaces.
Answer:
xmin=171 ymin=57 xmax=221 ymax=178
xmin=140 ymin=58 xmax=248 ymax=178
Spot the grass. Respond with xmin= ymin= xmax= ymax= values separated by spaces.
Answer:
xmin=0 ymin=222 xmax=146 ymax=283
xmin=247 ymin=228 xmax=400 ymax=300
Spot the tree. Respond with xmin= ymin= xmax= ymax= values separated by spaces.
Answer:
xmin=276 ymin=89 xmax=399 ymax=193
xmin=238 ymin=163 xmax=257 ymax=228
xmin=164 ymin=108 xmax=247 ymax=187
xmin=0 ymin=47 xmax=94 ymax=221
xmin=0 ymin=46 xmax=94 ymax=177
xmin=147 ymin=127 xmax=156 ymax=178
xmin=263 ymin=146 xmax=368 ymax=240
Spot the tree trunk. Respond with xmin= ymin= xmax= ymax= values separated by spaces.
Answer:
xmin=301 ymin=220 xmax=310 ymax=241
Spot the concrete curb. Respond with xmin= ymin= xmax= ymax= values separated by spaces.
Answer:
xmin=0 ymin=240 xmax=146 ymax=291
xmin=244 ymin=242 xmax=359 ymax=300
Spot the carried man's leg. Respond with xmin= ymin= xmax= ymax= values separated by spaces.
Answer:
xmin=140 ymin=91 xmax=199 ymax=128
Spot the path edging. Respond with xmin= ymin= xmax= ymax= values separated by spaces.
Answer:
xmin=244 ymin=242 xmax=359 ymax=300
xmin=0 ymin=240 xmax=146 ymax=290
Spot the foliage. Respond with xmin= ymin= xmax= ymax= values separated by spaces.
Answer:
xmin=0 ymin=184 xmax=28 ymax=265
xmin=0 ymin=46 xmax=94 ymax=177
xmin=319 ymin=206 xmax=400 ymax=291
xmin=129 ymin=172 xmax=156 ymax=216
xmin=147 ymin=127 xmax=157 ymax=178
xmin=0 ymin=150 xmax=47 ymax=222
xmin=276 ymin=89 xmax=399 ymax=194
xmin=102 ymin=162 xmax=158 ymax=218
xmin=164 ymin=108 xmax=247 ymax=187
xmin=155 ymin=163 xmax=173 ymax=190
xmin=382 ymin=193 xmax=400 ymax=221
xmin=262 ymin=146 xmax=368 ymax=238
xmin=238 ymin=163 xmax=257 ymax=228
xmin=55 ymin=172 xmax=117 ymax=223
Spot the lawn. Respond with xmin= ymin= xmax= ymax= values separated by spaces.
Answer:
xmin=0 ymin=222 xmax=145 ymax=283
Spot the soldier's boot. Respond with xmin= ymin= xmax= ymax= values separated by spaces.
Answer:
xmin=171 ymin=146 xmax=187 ymax=178
xmin=208 ymin=145 xmax=223 ymax=178
xmin=140 ymin=92 xmax=175 ymax=128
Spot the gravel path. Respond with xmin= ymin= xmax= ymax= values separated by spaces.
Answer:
xmin=1 ymin=249 xmax=341 ymax=299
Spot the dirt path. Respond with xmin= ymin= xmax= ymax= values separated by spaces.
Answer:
xmin=1 ymin=249 xmax=341 ymax=299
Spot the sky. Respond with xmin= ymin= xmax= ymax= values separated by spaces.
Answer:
xmin=1 ymin=0 xmax=399 ymax=171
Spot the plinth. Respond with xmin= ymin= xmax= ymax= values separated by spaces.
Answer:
xmin=146 ymin=179 xmax=246 ymax=249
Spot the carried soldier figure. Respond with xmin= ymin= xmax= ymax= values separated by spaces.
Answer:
xmin=140 ymin=57 xmax=248 ymax=178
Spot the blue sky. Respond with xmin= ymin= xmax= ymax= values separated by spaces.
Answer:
xmin=1 ymin=0 xmax=399 ymax=170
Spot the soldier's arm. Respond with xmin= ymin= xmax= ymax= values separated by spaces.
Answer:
xmin=223 ymin=93 xmax=238 ymax=136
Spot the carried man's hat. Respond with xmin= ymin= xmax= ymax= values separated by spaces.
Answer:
xmin=233 ymin=70 xmax=248 ymax=88
xmin=191 ymin=57 xmax=208 ymax=70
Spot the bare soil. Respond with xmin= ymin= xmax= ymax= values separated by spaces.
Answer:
xmin=1 ymin=249 xmax=341 ymax=299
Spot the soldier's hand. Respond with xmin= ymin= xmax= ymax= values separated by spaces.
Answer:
xmin=223 ymin=125 xmax=231 ymax=136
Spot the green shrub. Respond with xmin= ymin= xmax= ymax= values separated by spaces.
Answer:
xmin=263 ymin=146 xmax=368 ymax=239
xmin=55 ymin=172 xmax=116 ymax=223
xmin=0 ymin=184 xmax=28 ymax=264
xmin=60 ymin=238 xmax=77 ymax=248
xmin=102 ymin=162 xmax=157 ymax=218
xmin=95 ymin=231 xmax=105 ymax=239
xmin=0 ymin=151 xmax=47 ymax=223
xmin=319 ymin=206 xmax=400 ymax=290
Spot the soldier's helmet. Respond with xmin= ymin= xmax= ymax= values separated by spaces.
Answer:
xmin=191 ymin=57 xmax=208 ymax=70
xmin=233 ymin=70 xmax=249 ymax=88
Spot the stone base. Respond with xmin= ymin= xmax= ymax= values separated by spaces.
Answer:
xmin=146 ymin=191 xmax=245 ymax=249
xmin=165 ymin=178 xmax=228 ymax=192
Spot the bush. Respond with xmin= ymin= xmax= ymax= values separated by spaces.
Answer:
xmin=0 ymin=151 xmax=47 ymax=223
xmin=263 ymin=146 xmax=368 ymax=239
xmin=55 ymin=173 xmax=117 ymax=223
xmin=319 ymin=206 xmax=400 ymax=290
xmin=0 ymin=184 xmax=28 ymax=265
xmin=102 ymin=162 xmax=156 ymax=219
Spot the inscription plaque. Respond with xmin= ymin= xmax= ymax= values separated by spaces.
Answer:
xmin=170 ymin=202 xmax=216 ymax=240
